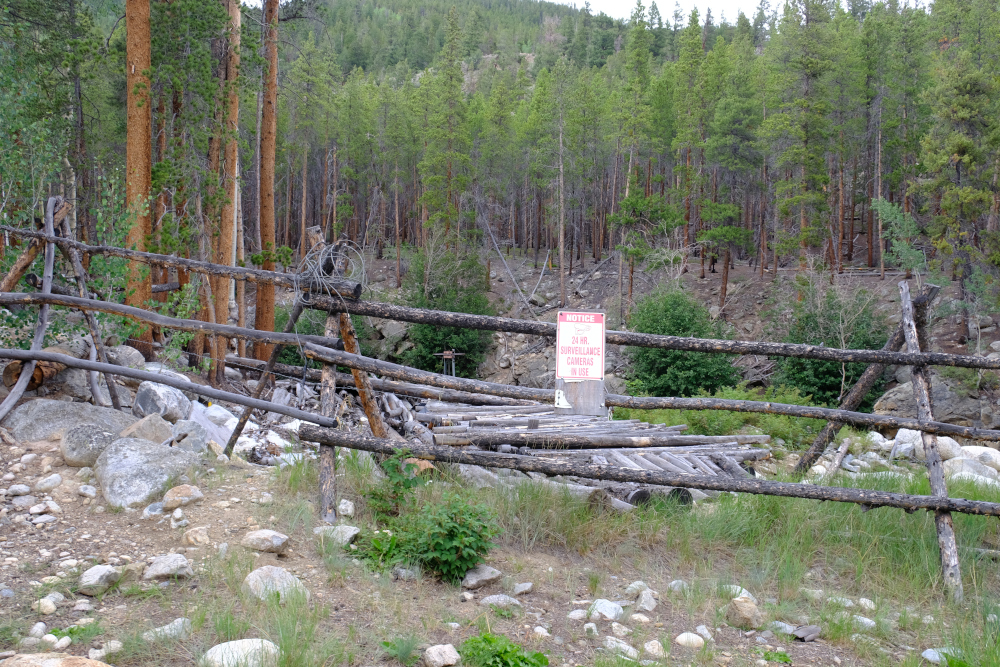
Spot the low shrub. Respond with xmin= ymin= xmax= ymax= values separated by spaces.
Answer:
xmin=404 ymin=492 xmax=497 ymax=583
xmin=460 ymin=633 xmax=548 ymax=667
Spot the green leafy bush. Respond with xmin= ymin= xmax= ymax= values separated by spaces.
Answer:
xmin=771 ymin=280 xmax=889 ymax=409
xmin=627 ymin=289 xmax=740 ymax=397
xmin=460 ymin=633 xmax=548 ymax=667
xmin=405 ymin=492 xmax=497 ymax=583
xmin=614 ymin=385 xmax=825 ymax=449
xmin=401 ymin=253 xmax=494 ymax=377
xmin=364 ymin=451 xmax=424 ymax=518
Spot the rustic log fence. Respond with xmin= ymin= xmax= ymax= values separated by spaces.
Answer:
xmin=0 ymin=213 xmax=996 ymax=600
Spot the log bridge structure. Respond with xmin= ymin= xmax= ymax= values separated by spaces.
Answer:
xmin=0 ymin=208 xmax=997 ymax=601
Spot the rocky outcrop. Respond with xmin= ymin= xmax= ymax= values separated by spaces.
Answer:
xmin=2 ymin=400 xmax=136 ymax=443
xmin=874 ymin=373 xmax=986 ymax=427
xmin=93 ymin=438 xmax=199 ymax=508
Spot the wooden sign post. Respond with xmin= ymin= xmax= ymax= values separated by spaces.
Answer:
xmin=554 ymin=311 xmax=607 ymax=416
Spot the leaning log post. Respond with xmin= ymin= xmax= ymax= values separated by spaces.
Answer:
xmin=900 ymin=280 xmax=963 ymax=602
xmin=0 ymin=198 xmax=59 ymax=421
xmin=298 ymin=425 xmax=1000 ymax=518
xmin=338 ymin=313 xmax=389 ymax=439
xmin=796 ymin=319 xmax=907 ymax=472
xmin=318 ymin=312 xmax=340 ymax=524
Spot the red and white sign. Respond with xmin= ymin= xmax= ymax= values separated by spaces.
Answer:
xmin=555 ymin=311 xmax=605 ymax=380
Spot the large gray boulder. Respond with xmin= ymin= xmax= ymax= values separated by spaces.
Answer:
xmin=172 ymin=419 xmax=208 ymax=453
xmin=133 ymin=382 xmax=192 ymax=423
xmin=94 ymin=438 xmax=199 ymax=508
xmin=874 ymin=375 xmax=981 ymax=426
xmin=2 ymin=399 xmax=136 ymax=443
xmin=120 ymin=414 xmax=173 ymax=445
xmin=61 ymin=424 xmax=118 ymax=467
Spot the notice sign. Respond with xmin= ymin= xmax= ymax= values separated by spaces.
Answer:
xmin=555 ymin=311 xmax=605 ymax=380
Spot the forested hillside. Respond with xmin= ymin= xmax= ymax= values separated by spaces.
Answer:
xmin=1 ymin=0 xmax=999 ymax=357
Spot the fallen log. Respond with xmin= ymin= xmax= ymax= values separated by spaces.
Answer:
xmin=432 ymin=432 xmax=771 ymax=449
xmin=305 ymin=294 xmax=1000 ymax=370
xmin=0 ymin=349 xmax=338 ymax=428
xmin=1 ymin=226 xmax=363 ymax=298
xmin=0 ymin=292 xmax=344 ymax=350
xmin=2 ymin=344 xmax=81 ymax=390
xmin=299 ymin=425 xmax=1000 ymax=518
xmin=302 ymin=342 xmax=1000 ymax=442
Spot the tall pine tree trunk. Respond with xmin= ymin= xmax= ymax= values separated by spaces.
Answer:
xmin=254 ymin=0 xmax=278 ymax=360
xmin=125 ymin=0 xmax=153 ymax=359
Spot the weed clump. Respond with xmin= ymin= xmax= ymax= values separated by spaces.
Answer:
xmin=460 ymin=632 xmax=548 ymax=667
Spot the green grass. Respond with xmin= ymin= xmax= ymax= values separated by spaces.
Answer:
xmin=382 ymin=635 xmax=422 ymax=666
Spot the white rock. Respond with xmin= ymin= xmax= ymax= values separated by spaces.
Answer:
xmin=584 ymin=623 xmax=598 ymax=637
xmin=143 ymin=617 xmax=192 ymax=642
xmin=533 ymin=627 xmax=550 ymax=638
xmin=28 ymin=622 xmax=46 ymax=638
xmin=143 ymin=553 xmax=194 ymax=580
xmin=695 ymin=625 xmax=713 ymax=641
xmin=313 ymin=525 xmax=360 ymax=547
xmin=78 ymin=485 xmax=97 ymax=498
xmin=630 ymin=614 xmax=650 ymax=624
xmin=567 ymin=609 xmax=588 ymax=621
xmin=479 ymin=594 xmax=521 ymax=609
xmin=858 ymin=597 xmax=876 ymax=611
xmin=949 ymin=471 xmax=1000 ymax=490
xmin=722 ymin=585 xmax=757 ymax=604
xmin=40 ymin=634 xmax=57 ymax=646
xmin=241 ymin=529 xmax=290 ymax=554
xmin=337 ymin=499 xmax=355 ymax=517
xmin=768 ymin=621 xmax=796 ymax=635
xmin=827 ymin=596 xmax=854 ymax=607
xmin=962 ymin=446 xmax=1000 ymax=472
xmin=668 ymin=579 xmax=689 ymax=593
xmin=89 ymin=639 xmax=123 ymax=661
xmin=799 ymin=587 xmax=824 ymax=600
xmin=423 ymin=644 xmax=460 ymax=667
xmin=642 ymin=640 xmax=665 ymax=658
xmin=589 ymin=599 xmax=624 ymax=621
xmin=852 ymin=615 xmax=876 ymax=631
xmin=674 ymin=632 xmax=704 ymax=649
xmin=133 ymin=381 xmax=192 ymax=423
xmin=33 ymin=474 xmax=62 ymax=492
xmin=242 ymin=566 xmax=310 ymax=603
xmin=54 ymin=636 xmax=72 ymax=650
xmin=202 ymin=639 xmax=280 ymax=667
xmin=33 ymin=598 xmax=57 ymax=614
xmin=204 ymin=404 xmax=237 ymax=427
xmin=867 ymin=431 xmax=892 ymax=450
xmin=944 ymin=457 xmax=999 ymax=480
xmin=78 ymin=564 xmax=121 ymax=596
xmin=921 ymin=648 xmax=948 ymax=664
xmin=512 ymin=582 xmax=533 ymax=596
xmin=635 ymin=588 xmax=657 ymax=612
xmin=624 ymin=580 xmax=648 ymax=596
xmin=611 ymin=622 xmax=631 ymax=637
xmin=462 ymin=564 xmax=502 ymax=590
xmin=602 ymin=637 xmax=638 ymax=659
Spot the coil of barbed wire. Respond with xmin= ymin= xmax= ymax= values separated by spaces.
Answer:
xmin=294 ymin=238 xmax=367 ymax=298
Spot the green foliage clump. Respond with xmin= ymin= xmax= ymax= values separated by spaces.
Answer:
xmin=614 ymin=385 xmax=825 ymax=449
xmin=771 ymin=280 xmax=889 ymax=409
xmin=402 ymin=253 xmax=494 ymax=377
xmin=382 ymin=636 xmax=422 ymax=667
xmin=363 ymin=451 xmax=424 ymax=518
xmin=627 ymin=289 xmax=740 ymax=397
xmin=406 ymin=492 xmax=497 ymax=584
xmin=460 ymin=633 xmax=548 ymax=667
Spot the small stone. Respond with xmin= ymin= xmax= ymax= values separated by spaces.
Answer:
xmin=630 ymin=614 xmax=650 ymax=624
xmin=143 ymin=617 xmax=192 ymax=642
xmin=143 ymin=553 xmax=194 ymax=580
xmin=799 ymin=588 xmax=824 ymax=601
xmin=78 ymin=485 xmax=97 ymax=498
xmin=89 ymin=639 xmax=124 ymax=661
xmin=392 ymin=566 xmax=419 ymax=581
xmin=423 ymin=644 xmax=461 ymax=667
xmin=242 ymin=566 xmax=309 ymax=603
xmin=635 ymin=589 xmax=657 ymax=612
xmin=462 ymin=564 xmax=502 ymax=590
xmin=827 ymin=596 xmax=854 ymax=607
xmin=183 ymin=526 xmax=211 ymax=547
xmin=512 ymin=582 xmax=533 ymax=596
xmin=143 ymin=502 xmax=165 ymax=519
xmin=722 ymin=585 xmax=757 ymax=604
xmin=624 ymin=581 xmax=648 ymax=596
xmin=460 ymin=592 xmax=474 ymax=602
xmin=852 ymin=615 xmax=876 ymax=631
xmin=32 ymin=474 xmax=62 ymax=492
xmin=643 ymin=640 xmax=665 ymax=658
xmin=29 ymin=622 xmax=47 ymax=638
xmin=611 ymin=622 xmax=631 ymax=637
xmin=163 ymin=484 xmax=204 ymax=510
xmin=921 ymin=649 xmax=948 ymax=664
xmin=603 ymin=637 xmax=638 ymax=659
xmin=73 ymin=600 xmax=94 ymax=612
xmin=668 ymin=579 xmax=689 ymax=594
xmin=533 ymin=627 xmax=550 ymax=638
xmin=480 ymin=594 xmax=521 ymax=609
xmin=33 ymin=598 xmax=57 ymax=614
xmin=54 ymin=636 xmax=72 ymax=649
xmin=0 ymin=588 xmax=13 ymax=599
xmin=337 ymin=499 xmax=355 ymax=517
xmin=726 ymin=596 xmax=763 ymax=629
xmin=40 ymin=634 xmax=57 ymax=646
xmin=445 ymin=623 xmax=460 ymax=631
xmin=32 ymin=514 xmax=57 ymax=525
xmin=313 ymin=525 xmax=360 ymax=547
xmin=674 ymin=632 xmax=704 ymax=649
xmin=768 ymin=621 xmax=796 ymax=635
xmin=8 ymin=484 xmax=30 ymax=496
xmin=922 ymin=615 xmax=935 ymax=624
xmin=589 ymin=599 xmax=624 ymax=621
xmin=18 ymin=638 xmax=40 ymax=649
xmin=567 ymin=609 xmax=588 ymax=621
xmin=696 ymin=625 xmax=713 ymax=642
xmin=241 ymin=529 xmax=290 ymax=554
xmin=858 ymin=597 xmax=876 ymax=611
xmin=201 ymin=639 xmax=280 ymax=667
xmin=791 ymin=625 xmax=822 ymax=642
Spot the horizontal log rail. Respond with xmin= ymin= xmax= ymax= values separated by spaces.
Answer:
xmin=432 ymin=432 xmax=771 ymax=449
xmin=1 ymin=227 xmax=362 ymax=298
xmin=300 ymin=425 xmax=1000 ymax=518
xmin=0 ymin=349 xmax=338 ymax=428
xmin=305 ymin=294 xmax=1000 ymax=370
xmin=303 ymin=342 xmax=1000 ymax=441
xmin=0 ymin=292 xmax=344 ymax=350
